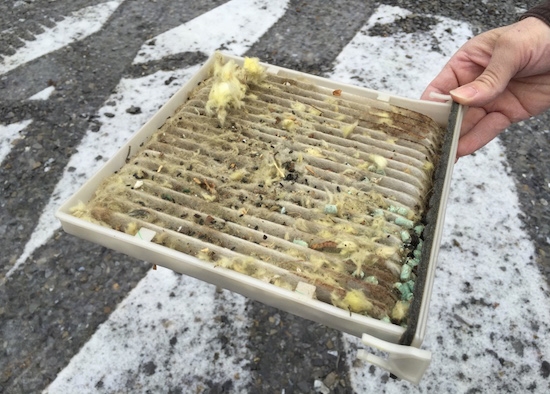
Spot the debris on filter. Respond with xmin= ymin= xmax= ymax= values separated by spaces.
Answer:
xmin=332 ymin=289 xmax=373 ymax=314
xmin=74 ymin=54 xmax=446 ymax=326
xmin=368 ymin=154 xmax=388 ymax=173
xmin=228 ymin=168 xmax=248 ymax=182
xmin=205 ymin=53 xmax=266 ymax=126
xmin=365 ymin=276 xmax=378 ymax=285
xmin=70 ymin=201 xmax=92 ymax=220
xmin=341 ymin=120 xmax=358 ymax=138
xmin=292 ymin=239 xmax=309 ymax=248
xmin=391 ymin=300 xmax=410 ymax=321
xmin=125 ymin=222 xmax=139 ymax=235
xmin=281 ymin=117 xmax=298 ymax=132
xmin=242 ymin=56 xmax=266 ymax=85
xmin=423 ymin=160 xmax=434 ymax=174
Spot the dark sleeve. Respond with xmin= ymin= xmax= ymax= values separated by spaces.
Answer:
xmin=520 ymin=1 xmax=550 ymax=25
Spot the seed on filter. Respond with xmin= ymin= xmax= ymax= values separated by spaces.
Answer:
xmin=370 ymin=176 xmax=382 ymax=184
xmin=161 ymin=194 xmax=175 ymax=202
xmin=310 ymin=240 xmax=340 ymax=253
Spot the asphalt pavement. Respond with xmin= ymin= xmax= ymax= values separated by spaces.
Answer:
xmin=1 ymin=1 xmax=549 ymax=393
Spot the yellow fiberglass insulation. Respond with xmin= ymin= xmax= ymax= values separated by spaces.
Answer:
xmin=205 ymin=53 xmax=266 ymax=125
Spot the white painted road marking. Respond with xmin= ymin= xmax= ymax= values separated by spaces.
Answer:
xmin=0 ymin=1 xmax=123 ymax=75
xmin=132 ymin=0 xmax=290 ymax=64
xmin=0 ymin=119 xmax=33 ymax=164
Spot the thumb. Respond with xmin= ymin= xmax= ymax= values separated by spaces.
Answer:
xmin=450 ymin=48 xmax=519 ymax=107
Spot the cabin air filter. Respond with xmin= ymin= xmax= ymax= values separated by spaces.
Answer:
xmin=56 ymin=53 xmax=463 ymax=384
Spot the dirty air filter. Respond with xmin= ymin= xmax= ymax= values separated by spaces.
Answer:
xmin=56 ymin=53 xmax=463 ymax=383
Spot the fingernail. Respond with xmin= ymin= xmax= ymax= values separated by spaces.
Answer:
xmin=450 ymin=86 xmax=477 ymax=100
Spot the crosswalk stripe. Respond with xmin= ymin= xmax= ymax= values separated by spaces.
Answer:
xmin=132 ymin=0 xmax=290 ymax=64
xmin=43 ymin=267 xmax=252 ymax=393
xmin=0 ymin=1 xmax=123 ymax=75
xmin=329 ymin=5 xmax=472 ymax=98
xmin=0 ymin=119 xmax=33 ymax=164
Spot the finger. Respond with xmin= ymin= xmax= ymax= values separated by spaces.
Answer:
xmin=420 ymin=64 xmax=459 ymax=101
xmin=450 ymin=33 xmax=525 ymax=107
xmin=459 ymin=106 xmax=486 ymax=137
xmin=456 ymin=111 xmax=511 ymax=157
xmin=421 ymin=50 xmax=489 ymax=101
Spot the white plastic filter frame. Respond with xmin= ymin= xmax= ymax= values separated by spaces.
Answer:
xmin=55 ymin=53 xmax=463 ymax=384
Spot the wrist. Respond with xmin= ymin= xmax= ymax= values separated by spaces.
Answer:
xmin=520 ymin=2 xmax=550 ymax=27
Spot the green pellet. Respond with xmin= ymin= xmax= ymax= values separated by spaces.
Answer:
xmin=394 ymin=282 xmax=411 ymax=300
xmin=400 ymin=264 xmax=412 ymax=281
xmin=397 ymin=207 xmax=409 ymax=216
xmin=372 ymin=209 xmax=385 ymax=217
xmin=381 ymin=315 xmax=391 ymax=323
xmin=368 ymin=165 xmax=385 ymax=175
xmin=413 ymin=249 xmax=422 ymax=259
xmin=389 ymin=205 xmax=409 ymax=216
xmin=324 ymin=204 xmax=338 ymax=214
xmin=293 ymin=239 xmax=308 ymax=248
xmin=365 ymin=276 xmax=378 ymax=285
xmin=401 ymin=230 xmax=411 ymax=243
xmin=393 ymin=281 xmax=405 ymax=292
xmin=414 ymin=225 xmax=424 ymax=236
xmin=406 ymin=280 xmax=415 ymax=293
xmin=367 ymin=165 xmax=386 ymax=175
xmin=395 ymin=217 xmax=414 ymax=229
xmin=407 ymin=257 xmax=420 ymax=267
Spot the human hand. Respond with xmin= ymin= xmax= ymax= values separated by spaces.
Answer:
xmin=421 ymin=17 xmax=550 ymax=158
